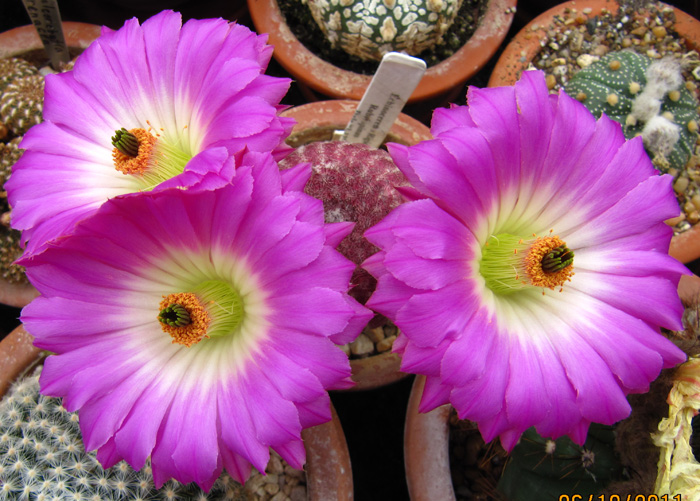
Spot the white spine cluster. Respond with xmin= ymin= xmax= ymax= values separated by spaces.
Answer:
xmin=0 ymin=367 xmax=245 ymax=501
xmin=629 ymin=57 xmax=684 ymax=155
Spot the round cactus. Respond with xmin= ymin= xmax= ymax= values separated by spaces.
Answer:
xmin=0 ymin=74 xmax=44 ymax=136
xmin=0 ymin=366 xmax=305 ymax=501
xmin=279 ymin=140 xmax=409 ymax=304
xmin=564 ymin=50 xmax=700 ymax=173
xmin=0 ymin=137 xmax=26 ymax=285
xmin=305 ymin=0 xmax=463 ymax=62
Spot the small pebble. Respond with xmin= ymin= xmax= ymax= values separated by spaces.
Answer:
xmin=545 ymin=74 xmax=557 ymax=90
xmin=349 ymin=334 xmax=374 ymax=356
xmin=376 ymin=335 xmax=397 ymax=353
xmin=674 ymin=176 xmax=690 ymax=194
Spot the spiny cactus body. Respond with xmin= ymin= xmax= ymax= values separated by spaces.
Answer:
xmin=564 ymin=50 xmax=699 ymax=173
xmin=279 ymin=141 xmax=408 ymax=304
xmin=497 ymin=425 xmax=623 ymax=501
xmin=0 ymin=58 xmax=38 ymax=94
xmin=0 ymin=74 xmax=44 ymax=136
xmin=0 ymin=367 xmax=304 ymax=501
xmin=306 ymin=0 xmax=463 ymax=62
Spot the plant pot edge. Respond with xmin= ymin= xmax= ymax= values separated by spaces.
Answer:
xmin=249 ymin=0 xmax=516 ymax=103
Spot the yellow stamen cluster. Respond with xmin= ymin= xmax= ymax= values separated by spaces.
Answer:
xmin=524 ymin=235 xmax=575 ymax=290
xmin=112 ymin=128 xmax=157 ymax=176
xmin=159 ymin=292 xmax=211 ymax=347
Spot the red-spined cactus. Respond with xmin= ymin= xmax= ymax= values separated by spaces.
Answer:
xmin=279 ymin=141 xmax=409 ymax=305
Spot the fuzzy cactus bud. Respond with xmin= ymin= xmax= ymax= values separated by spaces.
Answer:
xmin=306 ymin=0 xmax=463 ymax=62
xmin=0 ymin=367 xmax=305 ymax=500
xmin=279 ymin=141 xmax=409 ymax=304
xmin=0 ymin=74 xmax=44 ymax=136
xmin=565 ymin=50 xmax=699 ymax=172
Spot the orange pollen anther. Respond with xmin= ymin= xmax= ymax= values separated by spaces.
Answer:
xmin=112 ymin=128 xmax=157 ymax=176
xmin=159 ymin=292 xmax=211 ymax=347
xmin=524 ymin=236 xmax=574 ymax=290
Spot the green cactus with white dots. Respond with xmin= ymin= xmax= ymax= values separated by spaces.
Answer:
xmin=496 ymin=425 xmax=623 ymax=501
xmin=564 ymin=50 xmax=700 ymax=173
xmin=0 ymin=366 xmax=249 ymax=501
xmin=305 ymin=0 xmax=463 ymax=62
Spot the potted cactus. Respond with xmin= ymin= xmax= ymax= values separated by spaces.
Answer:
xmin=0 ymin=22 xmax=100 ymax=308
xmin=279 ymin=100 xmax=431 ymax=390
xmin=247 ymin=0 xmax=516 ymax=115
xmin=0 ymin=324 xmax=355 ymax=500
xmin=487 ymin=0 xmax=700 ymax=264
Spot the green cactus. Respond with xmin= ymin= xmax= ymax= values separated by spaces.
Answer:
xmin=496 ymin=425 xmax=624 ymax=501
xmin=305 ymin=0 xmax=463 ymax=62
xmin=0 ymin=366 xmax=305 ymax=501
xmin=564 ymin=50 xmax=700 ymax=173
xmin=0 ymin=74 xmax=44 ymax=136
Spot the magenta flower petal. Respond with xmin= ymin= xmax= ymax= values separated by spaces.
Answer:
xmin=7 ymin=10 xmax=292 ymax=258
xmin=364 ymin=70 xmax=687 ymax=450
xmin=22 ymin=153 xmax=369 ymax=488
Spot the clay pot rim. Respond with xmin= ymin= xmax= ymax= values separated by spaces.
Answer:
xmin=280 ymin=99 xmax=433 ymax=147
xmin=0 ymin=325 xmax=354 ymax=500
xmin=487 ymin=0 xmax=700 ymax=87
xmin=249 ymin=0 xmax=516 ymax=103
xmin=403 ymin=375 xmax=455 ymax=501
xmin=0 ymin=21 xmax=103 ymax=59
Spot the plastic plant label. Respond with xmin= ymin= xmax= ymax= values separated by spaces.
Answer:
xmin=22 ymin=0 xmax=70 ymax=70
xmin=342 ymin=52 xmax=426 ymax=148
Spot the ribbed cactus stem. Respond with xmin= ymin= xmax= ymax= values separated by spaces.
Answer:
xmin=306 ymin=0 xmax=463 ymax=62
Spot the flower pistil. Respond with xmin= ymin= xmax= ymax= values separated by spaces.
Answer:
xmin=480 ymin=233 xmax=574 ymax=295
xmin=158 ymin=280 xmax=246 ymax=348
xmin=111 ymin=126 xmax=191 ymax=190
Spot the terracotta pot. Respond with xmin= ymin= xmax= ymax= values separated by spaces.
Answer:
xmin=249 ymin=0 xmax=515 ymax=108
xmin=0 ymin=21 xmax=101 ymax=60
xmin=487 ymin=0 xmax=700 ymax=264
xmin=404 ymin=375 xmax=454 ymax=501
xmin=0 ymin=324 xmax=353 ymax=500
xmin=281 ymin=100 xmax=430 ymax=391
xmin=0 ymin=22 xmax=102 ymax=308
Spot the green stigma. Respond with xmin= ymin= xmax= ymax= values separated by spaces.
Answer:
xmin=111 ymin=128 xmax=139 ymax=157
xmin=541 ymin=245 xmax=574 ymax=274
xmin=158 ymin=303 xmax=191 ymax=327
xmin=479 ymin=233 xmax=530 ymax=296
xmin=480 ymin=233 xmax=575 ymax=295
xmin=193 ymin=279 xmax=245 ymax=339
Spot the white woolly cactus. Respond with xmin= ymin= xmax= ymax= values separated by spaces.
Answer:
xmin=305 ymin=0 xmax=463 ymax=62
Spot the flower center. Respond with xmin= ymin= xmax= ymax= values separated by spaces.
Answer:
xmin=111 ymin=126 xmax=192 ymax=191
xmin=158 ymin=280 xmax=245 ymax=347
xmin=479 ymin=233 xmax=574 ymax=295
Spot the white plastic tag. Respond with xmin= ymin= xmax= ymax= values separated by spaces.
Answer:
xmin=342 ymin=52 xmax=426 ymax=148
xmin=22 ymin=0 xmax=70 ymax=70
